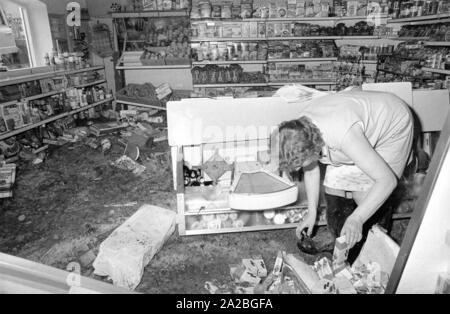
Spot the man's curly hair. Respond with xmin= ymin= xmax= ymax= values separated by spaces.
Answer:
xmin=276 ymin=117 xmax=325 ymax=173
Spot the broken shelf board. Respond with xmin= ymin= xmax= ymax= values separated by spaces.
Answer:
xmin=75 ymin=79 xmax=107 ymax=88
xmin=115 ymin=99 xmax=167 ymax=111
xmin=0 ymin=98 xmax=113 ymax=141
xmin=421 ymin=67 xmax=450 ymax=76
xmin=424 ymin=41 xmax=450 ymax=47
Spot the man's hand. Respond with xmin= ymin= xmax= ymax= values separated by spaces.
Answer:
xmin=341 ymin=215 xmax=363 ymax=249
xmin=296 ymin=212 xmax=316 ymax=239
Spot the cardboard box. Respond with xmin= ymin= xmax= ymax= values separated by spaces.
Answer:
xmin=333 ymin=236 xmax=349 ymax=272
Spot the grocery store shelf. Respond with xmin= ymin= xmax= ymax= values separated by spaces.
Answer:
xmin=424 ymin=41 xmax=450 ymax=47
xmin=377 ymin=68 xmax=431 ymax=80
xmin=115 ymin=99 xmax=167 ymax=111
xmin=267 ymin=35 xmax=380 ymax=40
xmin=0 ymin=98 xmax=113 ymax=141
xmin=191 ymin=37 xmax=265 ymax=42
xmin=268 ymin=81 xmax=336 ymax=86
xmin=75 ymin=79 xmax=107 ymax=88
xmin=21 ymin=90 xmax=62 ymax=102
xmin=388 ymin=13 xmax=450 ymax=24
xmin=192 ymin=58 xmax=338 ymax=65
xmin=191 ymin=15 xmax=388 ymax=23
xmin=0 ymin=66 xmax=105 ymax=87
xmin=193 ymin=81 xmax=336 ymax=88
xmin=268 ymin=57 xmax=338 ymax=62
xmin=0 ymin=80 xmax=108 ymax=106
xmin=184 ymin=203 xmax=310 ymax=217
xmin=192 ymin=60 xmax=267 ymax=65
xmin=193 ymin=83 xmax=269 ymax=88
xmin=422 ymin=67 xmax=450 ymax=76
xmin=252 ymin=15 xmax=388 ymax=22
xmin=191 ymin=35 xmax=380 ymax=42
xmin=392 ymin=36 xmax=430 ymax=41
xmin=184 ymin=222 xmax=300 ymax=236
xmin=111 ymin=10 xmax=189 ymax=18
xmin=116 ymin=65 xmax=191 ymax=70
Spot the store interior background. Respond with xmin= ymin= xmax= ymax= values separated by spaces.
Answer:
xmin=0 ymin=0 xmax=449 ymax=294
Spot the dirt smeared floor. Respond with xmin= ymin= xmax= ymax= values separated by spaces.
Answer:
xmin=0 ymin=138 xmax=409 ymax=293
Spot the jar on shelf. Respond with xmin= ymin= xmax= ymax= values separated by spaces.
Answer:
xmin=221 ymin=4 xmax=232 ymax=19
xmin=212 ymin=5 xmax=221 ymax=18
xmin=199 ymin=1 xmax=212 ymax=18
xmin=210 ymin=45 xmax=219 ymax=61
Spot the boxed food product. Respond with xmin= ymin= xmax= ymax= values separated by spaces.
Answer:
xmin=287 ymin=0 xmax=298 ymax=17
xmin=223 ymin=23 xmax=243 ymax=38
xmin=296 ymin=0 xmax=306 ymax=16
xmin=258 ymin=22 xmax=267 ymax=38
xmin=142 ymin=0 xmax=158 ymax=11
xmin=277 ymin=0 xmax=288 ymax=17
xmin=1 ymin=101 xmax=31 ymax=131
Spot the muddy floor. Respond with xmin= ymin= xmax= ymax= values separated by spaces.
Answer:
xmin=0 ymin=138 xmax=410 ymax=293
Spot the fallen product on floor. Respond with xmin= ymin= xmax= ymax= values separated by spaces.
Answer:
xmin=93 ymin=205 xmax=176 ymax=290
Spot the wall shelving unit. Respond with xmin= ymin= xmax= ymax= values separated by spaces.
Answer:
xmin=0 ymin=66 xmax=111 ymax=141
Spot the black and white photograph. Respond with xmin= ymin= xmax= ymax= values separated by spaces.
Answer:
xmin=0 ymin=0 xmax=449 ymax=301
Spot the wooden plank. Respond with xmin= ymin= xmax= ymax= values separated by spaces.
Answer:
xmin=421 ymin=67 xmax=450 ymax=76
xmin=424 ymin=42 xmax=450 ymax=47
xmin=115 ymin=99 xmax=167 ymax=111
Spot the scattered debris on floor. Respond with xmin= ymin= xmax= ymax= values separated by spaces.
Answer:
xmin=0 ymin=163 xmax=16 ymax=198
xmin=93 ymin=205 xmax=176 ymax=290
xmin=204 ymin=226 xmax=396 ymax=294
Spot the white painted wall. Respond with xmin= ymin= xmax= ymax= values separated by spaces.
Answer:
xmin=396 ymin=141 xmax=450 ymax=293
xmin=40 ymin=0 xmax=87 ymax=14
xmin=2 ymin=0 xmax=53 ymax=67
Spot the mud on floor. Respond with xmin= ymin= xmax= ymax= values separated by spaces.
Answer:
xmin=0 ymin=139 xmax=410 ymax=293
